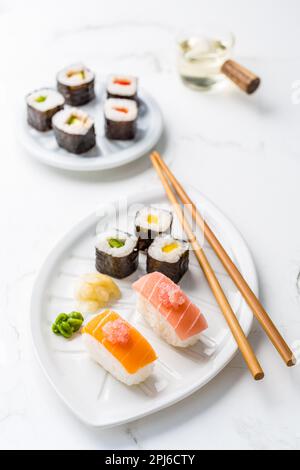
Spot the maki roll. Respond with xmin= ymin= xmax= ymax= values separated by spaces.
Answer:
xmin=57 ymin=64 xmax=95 ymax=106
xmin=104 ymin=98 xmax=137 ymax=140
xmin=52 ymin=108 xmax=96 ymax=154
xmin=82 ymin=310 xmax=157 ymax=385
xmin=133 ymin=272 xmax=208 ymax=348
xmin=95 ymin=230 xmax=139 ymax=279
xmin=106 ymin=75 xmax=138 ymax=101
xmin=26 ymin=88 xmax=64 ymax=131
xmin=135 ymin=207 xmax=173 ymax=251
xmin=147 ymin=235 xmax=189 ymax=283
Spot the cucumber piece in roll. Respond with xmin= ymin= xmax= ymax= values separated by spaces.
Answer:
xmin=52 ymin=108 xmax=96 ymax=154
xmin=95 ymin=230 xmax=139 ymax=279
xmin=57 ymin=64 xmax=95 ymax=106
xmin=26 ymin=88 xmax=65 ymax=131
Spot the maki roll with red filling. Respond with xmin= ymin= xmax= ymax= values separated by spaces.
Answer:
xmin=147 ymin=235 xmax=189 ymax=283
xmin=26 ymin=88 xmax=64 ymax=131
xmin=135 ymin=207 xmax=173 ymax=251
xmin=96 ymin=230 xmax=139 ymax=279
xmin=57 ymin=64 xmax=95 ymax=106
xmin=106 ymin=75 xmax=138 ymax=101
xmin=52 ymin=108 xmax=96 ymax=154
xmin=104 ymin=98 xmax=137 ymax=140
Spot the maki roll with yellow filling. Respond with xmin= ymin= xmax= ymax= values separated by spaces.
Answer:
xmin=135 ymin=207 xmax=173 ymax=251
xmin=52 ymin=108 xmax=96 ymax=154
xmin=147 ymin=235 xmax=189 ymax=283
xmin=104 ymin=98 xmax=137 ymax=140
xmin=26 ymin=88 xmax=65 ymax=131
xmin=57 ymin=64 xmax=95 ymax=106
xmin=106 ymin=75 xmax=138 ymax=101
xmin=96 ymin=230 xmax=139 ymax=279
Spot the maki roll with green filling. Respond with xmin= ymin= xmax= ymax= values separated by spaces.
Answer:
xmin=52 ymin=108 xmax=96 ymax=154
xmin=96 ymin=230 xmax=139 ymax=279
xmin=104 ymin=98 xmax=137 ymax=140
xmin=26 ymin=88 xmax=65 ymax=131
xmin=106 ymin=75 xmax=138 ymax=101
xmin=57 ymin=64 xmax=95 ymax=106
xmin=147 ymin=235 xmax=189 ymax=283
xmin=135 ymin=207 xmax=173 ymax=251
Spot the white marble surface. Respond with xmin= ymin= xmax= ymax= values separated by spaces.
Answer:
xmin=0 ymin=0 xmax=300 ymax=450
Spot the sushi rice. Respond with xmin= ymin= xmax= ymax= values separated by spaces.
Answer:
xmin=83 ymin=333 xmax=154 ymax=385
xmin=96 ymin=230 xmax=138 ymax=257
xmin=133 ymin=272 xmax=208 ymax=348
xmin=135 ymin=207 xmax=172 ymax=234
xmin=27 ymin=88 xmax=64 ymax=112
xmin=137 ymin=295 xmax=199 ymax=348
xmin=82 ymin=310 xmax=157 ymax=385
xmin=107 ymin=75 xmax=137 ymax=99
xmin=26 ymin=88 xmax=65 ymax=131
xmin=52 ymin=108 xmax=94 ymax=135
xmin=147 ymin=235 xmax=189 ymax=283
xmin=148 ymin=235 xmax=189 ymax=263
xmin=104 ymin=98 xmax=138 ymax=123
xmin=57 ymin=63 xmax=94 ymax=87
xmin=95 ymin=229 xmax=139 ymax=278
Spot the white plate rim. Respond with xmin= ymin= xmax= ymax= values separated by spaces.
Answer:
xmin=30 ymin=186 xmax=258 ymax=427
xmin=18 ymin=89 xmax=163 ymax=172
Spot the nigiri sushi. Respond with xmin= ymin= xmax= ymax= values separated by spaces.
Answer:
xmin=82 ymin=310 xmax=157 ymax=385
xmin=133 ymin=272 xmax=208 ymax=348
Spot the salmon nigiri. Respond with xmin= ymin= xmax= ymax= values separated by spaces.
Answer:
xmin=133 ymin=272 xmax=208 ymax=348
xmin=82 ymin=310 xmax=157 ymax=385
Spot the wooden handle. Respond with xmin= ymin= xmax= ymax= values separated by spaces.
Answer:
xmin=152 ymin=151 xmax=295 ymax=367
xmin=150 ymin=154 xmax=264 ymax=381
xmin=221 ymin=59 xmax=260 ymax=94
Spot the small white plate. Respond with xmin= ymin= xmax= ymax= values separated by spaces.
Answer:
xmin=19 ymin=89 xmax=163 ymax=171
xmin=30 ymin=187 xmax=258 ymax=427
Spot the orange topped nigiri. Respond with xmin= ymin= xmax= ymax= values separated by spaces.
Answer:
xmin=133 ymin=272 xmax=208 ymax=347
xmin=82 ymin=310 xmax=157 ymax=385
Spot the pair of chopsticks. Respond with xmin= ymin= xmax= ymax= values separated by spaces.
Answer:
xmin=150 ymin=151 xmax=295 ymax=380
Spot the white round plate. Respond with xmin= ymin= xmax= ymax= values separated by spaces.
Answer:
xmin=30 ymin=186 xmax=258 ymax=427
xmin=19 ymin=89 xmax=163 ymax=171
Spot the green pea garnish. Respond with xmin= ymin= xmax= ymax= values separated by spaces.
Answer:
xmin=35 ymin=95 xmax=47 ymax=103
xmin=108 ymin=238 xmax=125 ymax=248
xmin=52 ymin=311 xmax=84 ymax=339
xmin=69 ymin=311 xmax=84 ymax=321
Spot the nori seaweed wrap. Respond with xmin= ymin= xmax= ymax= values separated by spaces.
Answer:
xmin=95 ymin=230 xmax=139 ymax=279
xmin=135 ymin=207 xmax=173 ymax=251
xmin=26 ymin=88 xmax=65 ymax=131
xmin=147 ymin=235 xmax=189 ymax=283
xmin=57 ymin=64 xmax=95 ymax=106
xmin=52 ymin=108 xmax=96 ymax=154
xmin=104 ymin=98 xmax=137 ymax=140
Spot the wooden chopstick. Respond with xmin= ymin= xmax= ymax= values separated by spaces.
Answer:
xmin=152 ymin=151 xmax=295 ymax=367
xmin=150 ymin=154 xmax=264 ymax=381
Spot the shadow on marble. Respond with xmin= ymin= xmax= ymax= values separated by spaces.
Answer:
xmin=74 ymin=330 xmax=265 ymax=448
xmin=22 ymin=129 xmax=169 ymax=185
xmin=223 ymin=88 xmax=276 ymax=116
